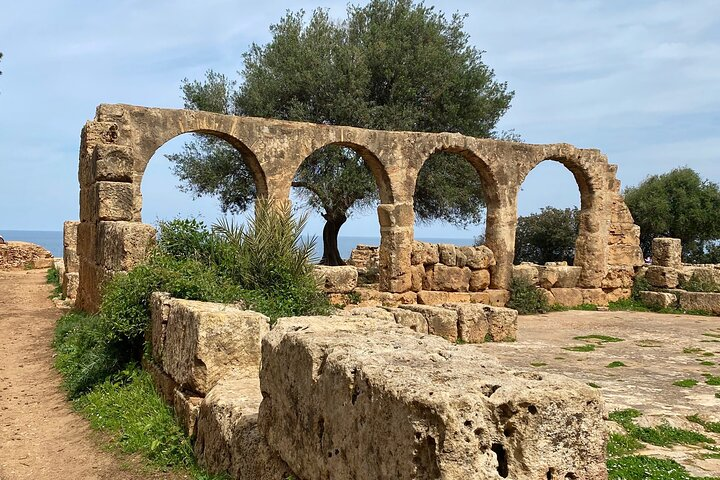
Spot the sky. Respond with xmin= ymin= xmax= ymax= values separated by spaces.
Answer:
xmin=1 ymin=0 xmax=718 ymax=241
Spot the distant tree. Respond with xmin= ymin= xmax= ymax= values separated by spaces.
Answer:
xmin=0 ymin=51 xmax=3 ymax=76
xmin=170 ymin=1 xmax=514 ymax=265
xmin=514 ymin=207 xmax=579 ymax=264
xmin=624 ymin=167 xmax=720 ymax=262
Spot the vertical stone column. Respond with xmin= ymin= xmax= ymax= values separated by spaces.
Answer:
xmin=377 ymin=203 xmax=414 ymax=293
xmin=574 ymin=189 xmax=610 ymax=288
xmin=62 ymin=221 xmax=80 ymax=300
xmin=76 ymin=120 xmax=155 ymax=312
xmin=485 ymin=198 xmax=518 ymax=290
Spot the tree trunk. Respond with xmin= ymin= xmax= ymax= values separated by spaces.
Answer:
xmin=320 ymin=213 xmax=347 ymax=266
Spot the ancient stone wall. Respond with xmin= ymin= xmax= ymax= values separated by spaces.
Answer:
xmin=0 ymin=242 xmax=53 ymax=270
xmin=75 ymin=104 xmax=640 ymax=311
xmin=62 ymin=221 xmax=80 ymax=300
xmin=147 ymin=295 xmax=606 ymax=479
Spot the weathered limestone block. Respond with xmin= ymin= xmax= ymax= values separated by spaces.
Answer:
xmin=410 ymin=264 xmax=424 ymax=292
xmin=484 ymin=305 xmax=518 ymax=342
xmin=32 ymin=257 xmax=54 ymax=269
xmin=400 ymin=304 xmax=458 ymax=342
xmin=538 ymin=267 xmax=559 ymax=289
xmin=429 ymin=264 xmax=470 ymax=292
xmin=347 ymin=245 xmax=379 ymax=283
xmin=607 ymin=244 xmax=644 ymax=267
xmin=97 ymin=221 xmax=156 ymax=271
xmin=604 ymin=288 xmax=631 ymax=303
xmin=94 ymin=181 xmax=136 ymax=221
xmin=260 ymin=316 xmax=607 ymax=480
xmin=379 ymin=227 xmax=413 ymax=293
xmin=601 ymin=266 xmax=635 ymax=289
xmin=385 ymin=307 xmax=428 ymax=334
xmin=438 ymin=244 xmax=456 ymax=266
xmin=63 ymin=221 xmax=80 ymax=273
xmin=485 ymin=289 xmax=510 ymax=307
xmin=417 ymin=291 xmax=475 ymax=305
xmin=678 ymin=292 xmax=720 ymax=314
xmin=149 ymin=292 xmax=172 ymax=365
xmin=639 ymin=291 xmax=677 ymax=309
xmin=553 ymin=266 xmax=582 ymax=288
xmin=162 ymin=299 xmax=270 ymax=395
xmin=541 ymin=288 xmax=556 ymax=306
xmin=454 ymin=248 xmax=467 ymax=267
xmin=342 ymin=306 xmax=395 ymax=323
xmin=645 ymin=266 xmax=679 ymax=289
xmin=652 ymin=237 xmax=682 ymax=268
xmin=93 ymin=144 xmax=134 ymax=183
xmin=469 ymin=269 xmax=491 ymax=292
xmin=195 ymin=374 xmax=294 ymax=480
xmin=551 ymin=288 xmax=584 ymax=307
xmin=512 ymin=264 xmax=539 ymax=285
xmin=313 ymin=265 xmax=358 ymax=294
xmin=469 ymin=291 xmax=490 ymax=304
xmin=463 ymin=245 xmax=496 ymax=270
xmin=444 ymin=303 xmax=489 ymax=343
xmin=174 ymin=389 xmax=203 ymax=436
xmin=411 ymin=241 xmax=439 ymax=266
xmin=53 ymin=257 xmax=65 ymax=278
xmin=142 ymin=358 xmax=179 ymax=407
xmin=679 ymin=266 xmax=720 ymax=286
xmin=62 ymin=272 xmax=79 ymax=299
xmin=582 ymin=288 xmax=609 ymax=307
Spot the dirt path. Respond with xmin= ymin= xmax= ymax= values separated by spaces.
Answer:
xmin=0 ymin=269 xmax=182 ymax=480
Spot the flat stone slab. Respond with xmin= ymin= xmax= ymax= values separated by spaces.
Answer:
xmin=259 ymin=315 xmax=607 ymax=480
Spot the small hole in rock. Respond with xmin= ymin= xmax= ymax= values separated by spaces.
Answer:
xmin=547 ymin=468 xmax=555 ymax=479
xmin=565 ymin=473 xmax=577 ymax=479
xmin=528 ymin=405 xmax=538 ymax=414
xmin=464 ymin=420 xmax=473 ymax=428
xmin=491 ymin=443 xmax=509 ymax=478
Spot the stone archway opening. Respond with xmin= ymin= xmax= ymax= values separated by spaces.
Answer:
xmin=514 ymin=160 xmax=582 ymax=266
xmin=290 ymin=142 xmax=391 ymax=268
xmin=407 ymin=147 xmax=503 ymax=304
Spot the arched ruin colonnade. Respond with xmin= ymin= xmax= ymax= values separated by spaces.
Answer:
xmin=75 ymin=104 xmax=642 ymax=311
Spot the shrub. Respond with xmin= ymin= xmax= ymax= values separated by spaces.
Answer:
xmin=507 ymin=277 xmax=549 ymax=315
xmin=46 ymin=265 xmax=62 ymax=298
xmin=631 ymin=274 xmax=651 ymax=300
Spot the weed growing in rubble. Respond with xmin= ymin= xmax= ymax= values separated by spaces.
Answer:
xmin=506 ymin=277 xmax=548 ymax=314
xmin=673 ymin=379 xmax=699 ymax=388
xmin=606 ymin=361 xmax=626 ymax=368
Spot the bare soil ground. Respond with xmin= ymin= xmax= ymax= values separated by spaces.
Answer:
xmin=0 ymin=269 xmax=185 ymax=480
xmin=476 ymin=309 xmax=720 ymax=477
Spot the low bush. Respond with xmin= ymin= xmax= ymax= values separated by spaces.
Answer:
xmin=507 ymin=277 xmax=549 ymax=315
xmin=46 ymin=265 xmax=62 ymax=298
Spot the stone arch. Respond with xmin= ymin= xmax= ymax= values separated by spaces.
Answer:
xmin=515 ymin=150 xmax=610 ymax=288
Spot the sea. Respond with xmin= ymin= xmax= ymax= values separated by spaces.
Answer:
xmin=0 ymin=230 xmax=475 ymax=260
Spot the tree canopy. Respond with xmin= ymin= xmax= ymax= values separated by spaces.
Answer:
xmin=170 ymin=0 xmax=514 ymax=264
xmin=514 ymin=207 xmax=579 ymax=265
xmin=624 ymin=167 xmax=720 ymax=262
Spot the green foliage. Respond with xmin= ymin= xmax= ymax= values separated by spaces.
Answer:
xmin=506 ymin=277 xmax=548 ymax=314
xmin=606 ymin=361 xmax=626 ymax=368
xmin=673 ymin=379 xmax=699 ymax=388
xmin=681 ymin=272 xmax=720 ymax=293
xmin=624 ymin=167 xmax=720 ymax=262
xmin=514 ymin=206 xmax=579 ymax=264
xmin=173 ymin=0 xmax=514 ymax=263
xmin=631 ymin=275 xmax=651 ymax=301
xmin=607 ymin=432 xmax=643 ymax=457
xmin=608 ymin=455 xmax=716 ymax=480
xmin=609 ymin=408 xmax=714 ymax=448
xmin=587 ymin=382 xmax=601 ymax=389
xmin=563 ymin=344 xmax=596 ymax=352
xmin=74 ymin=366 xmax=227 ymax=479
xmin=574 ymin=334 xmax=624 ymax=344
xmin=706 ymin=375 xmax=720 ymax=386
xmin=46 ymin=265 xmax=62 ymax=298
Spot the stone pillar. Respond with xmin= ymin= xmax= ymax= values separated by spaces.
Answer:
xmin=485 ymin=200 xmax=518 ymax=290
xmin=377 ymin=203 xmax=414 ymax=293
xmin=62 ymin=221 xmax=80 ymax=300
xmin=574 ymin=190 xmax=610 ymax=288
xmin=652 ymin=238 xmax=682 ymax=268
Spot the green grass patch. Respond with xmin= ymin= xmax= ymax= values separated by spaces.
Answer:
xmin=587 ymin=382 xmax=601 ymax=389
xmin=636 ymin=339 xmax=663 ymax=348
xmin=530 ymin=362 xmax=547 ymax=367
xmin=563 ymin=344 xmax=596 ymax=352
xmin=706 ymin=375 xmax=720 ymax=386
xmin=699 ymin=361 xmax=716 ymax=366
xmin=704 ymin=333 xmax=720 ymax=339
xmin=606 ymin=361 xmax=626 ymax=368
xmin=688 ymin=415 xmax=720 ymax=434
xmin=607 ymin=455 xmax=717 ymax=480
xmin=684 ymin=347 xmax=704 ymax=354
xmin=608 ymin=409 xmax=714 ymax=448
xmin=74 ymin=366 xmax=224 ymax=479
xmin=571 ymin=303 xmax=599 ymax=311
xmin=673 ymin=379 xmax=699 ymax=388
xmin=716 ymin=392 xmax=720 ymax=399
xmin=703 ymin=352 xmax=716 ymax=357
xmin=607 ymin=432 xmax=643 ymax=457
xmin=46 ymin=265 xmax=62 ymax=298
xmin=573 ymin=334 xmax=624 ymax=343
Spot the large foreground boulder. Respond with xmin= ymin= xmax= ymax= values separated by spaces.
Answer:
xmin=259 ymin=316 xmax=607 ymax=480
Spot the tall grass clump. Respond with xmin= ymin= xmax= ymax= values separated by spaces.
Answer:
xmin=55 ymin=200 xmax=329 ymax=398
